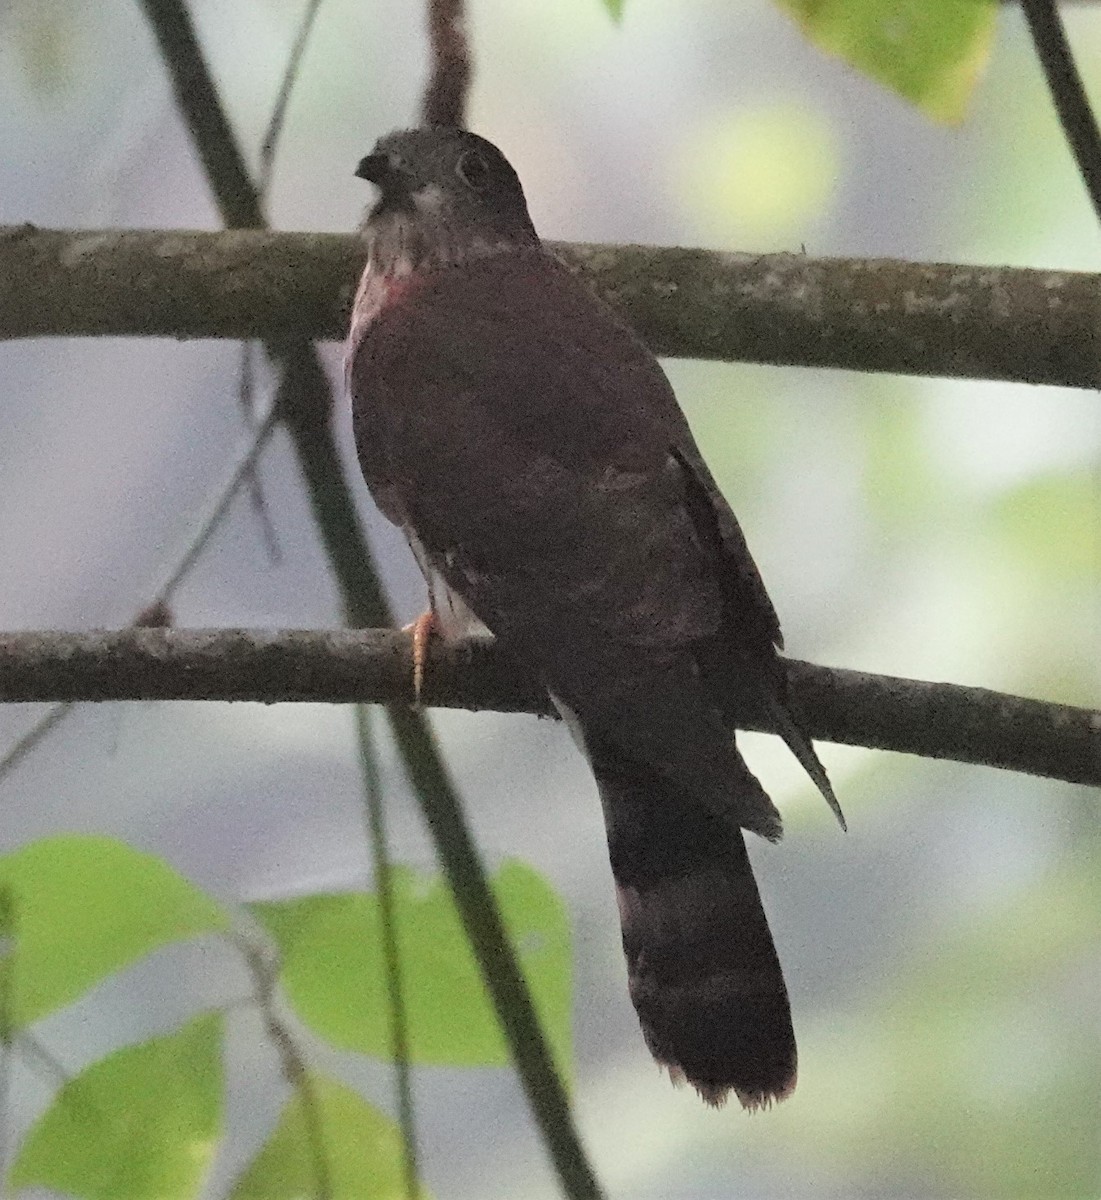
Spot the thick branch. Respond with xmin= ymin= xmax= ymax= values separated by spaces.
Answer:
xmin=0 ymin=629 xmax=1095 ymax=787
xmin=2 ymin=227 xmax=1097 ymax=389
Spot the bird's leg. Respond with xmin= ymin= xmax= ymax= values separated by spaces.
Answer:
xmin=403 ymin=529 xmax=439 ymax=703
xmin=400 ymin=530 xmax=492 ymax=701
xmin=403 ymin=607 xmax=439 ymax=702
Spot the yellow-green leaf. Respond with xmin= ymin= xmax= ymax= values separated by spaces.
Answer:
xmin=0 ymin=835 xmax=230 ymax=1027
xmin=251 ymin=861 xmax=572 ymax=1080
xmin=776 ymin=0 xmax=998 ymax=122
xmin=8 ymin=1014 xmax=223 ymax=1199
xmin=230 ymin=1073 xmax=425 ymax=1199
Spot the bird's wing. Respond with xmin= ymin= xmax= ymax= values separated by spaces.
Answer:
xmin=350 ymin=251 xmax=774 ymax=658
xmin=350 ymin=249 xmax=844 ymax=827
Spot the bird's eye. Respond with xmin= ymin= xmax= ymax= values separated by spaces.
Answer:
xmin=456 ymin=150 xmax=491 ymax=190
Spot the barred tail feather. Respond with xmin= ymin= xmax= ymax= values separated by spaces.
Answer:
xmin=592 ymin=748 xmax=797 ymax=1109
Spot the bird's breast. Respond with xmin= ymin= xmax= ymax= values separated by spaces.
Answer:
xmin=346 ymin=257 xmax=420 ymax=353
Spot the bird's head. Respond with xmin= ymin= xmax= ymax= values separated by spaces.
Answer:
xmin=355 ymin=128 xmax=540 ymax=277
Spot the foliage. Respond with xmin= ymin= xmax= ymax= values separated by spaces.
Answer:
xmin=10 ymin=1016 xmax=224 ymax=1200
xmin=252 ymin=860 xmax=572 ymax=1079
xmin=0 ymin=836 xmax=571 ymax=1199
xmin=607 ymin=0 xmax=997 ymax=121
xmin=0 ymin=835 xmax=229 ymax=1027
xmin=229 ymin=1074 xmax=426 ymax=1200
xmin=775 ymin=0 xmax=997 ymax=121
xmin=1 ymin=0 xmax=1096 ymax=1196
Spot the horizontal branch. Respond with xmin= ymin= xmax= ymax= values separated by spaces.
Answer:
xmin=0 ymin=628 xmax=1096 ymax=786
xmin=2 ymin=226 xmax=1098 ymax=389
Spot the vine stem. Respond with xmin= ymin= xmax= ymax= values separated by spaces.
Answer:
xmin=1020 ymin=0 xmax=1101 ymax=222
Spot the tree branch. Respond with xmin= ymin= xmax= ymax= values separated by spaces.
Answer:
xmin=1021 ymin=0 xmax=1101 ymax=223
xmin=138 ymin=0 xmax=265 ymax=227
xmin=0 ymin=407 xmax=278 ymax=786
xmin=0 ymin=628 xmax=1095 ymax=787
xmin=422 ymin=0 xmax=471 ymax=127
xmin=2 ymin=226 xmax=1098 ymax=389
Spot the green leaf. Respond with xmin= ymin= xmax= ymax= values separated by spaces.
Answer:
xmin=775 ymin=0 xmax=997 ymax=122
xmin=599 ymin=0 xmax=625 ymax=22
xmin=0 ymin=835 xmax=230 ymax=1027
xmin=230 ymin=1073 xmax=424 ymax=1200
xmin=251 ymin=861 xmax=572 ymax=1079
xmin=8 ymin=1014 xmax=223 ymax=1199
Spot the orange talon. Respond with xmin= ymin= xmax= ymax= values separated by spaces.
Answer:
xmin=402 ymin=610 xmax=439 ymax=702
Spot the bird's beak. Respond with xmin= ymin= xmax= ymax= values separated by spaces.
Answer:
xmin=354 ymin=153 xmax=411 ymax=192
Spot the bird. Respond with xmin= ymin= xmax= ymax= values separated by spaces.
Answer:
xmin=345 ymin=127 xmax=843 ymax=1110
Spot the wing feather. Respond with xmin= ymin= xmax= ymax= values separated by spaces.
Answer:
xmin=350 ymin=252 xmax=782 ymax=655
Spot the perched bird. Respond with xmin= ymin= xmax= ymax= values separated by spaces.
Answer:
xmin=346 ymin=127 xmax=843 ymax=1110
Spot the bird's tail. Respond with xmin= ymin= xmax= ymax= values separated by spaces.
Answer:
xmin=590 ymin=745 xmax=796 ymax=1109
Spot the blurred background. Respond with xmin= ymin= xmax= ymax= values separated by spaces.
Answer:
xmin=1 ymin=0 xmax=1099 ymax=1196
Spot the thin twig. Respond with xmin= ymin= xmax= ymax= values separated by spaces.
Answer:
xmin=1021 ymin=0 xmax=1101 ymax=223
xmin=11 ymin=1032 xmax=71 ymax=1094
xmin=2 ymin=0 xmax=297 ymax=789
xmin=259 ymin=0 xmax=326 ymax=195
xmin=238 ymin=936 xmax=332 ymax=1200
xmin=0 ymin=628 xmax=1096 ymax=787
xmin=237 ymin=0 xmax=329 ymax=567
xmin=422 ymin=0 xmax=471 ymax=127
xmin=235 ymin=343 xmax=282 ymax=567
xmin=0 ymin=404 xmax=281 ymax=787
xmin=353 ymin=706 xmax=419 ymax=1198
xmin=0 ymin=703 xmax=74 ymax=788
xmin=156 ymin=402 xmax=280 ymax=602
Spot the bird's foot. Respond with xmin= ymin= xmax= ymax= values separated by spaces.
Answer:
xmin=402 ymin=609 xmax=439 ymax=703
